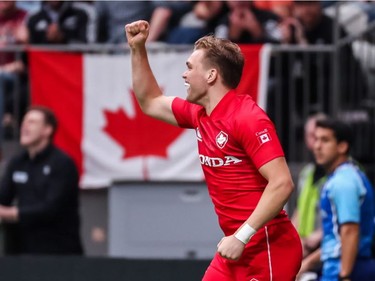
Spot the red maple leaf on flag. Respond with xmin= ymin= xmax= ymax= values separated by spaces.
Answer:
xmin=103 ymin=90 xmax=184 ymax=160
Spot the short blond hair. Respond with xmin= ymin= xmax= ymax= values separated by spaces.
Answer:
xmin=194 ymin=35 xmax=244 ymax=89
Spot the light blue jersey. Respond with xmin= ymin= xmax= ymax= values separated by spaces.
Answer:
xmin=320 ymin=162 xmax=374 ymax=263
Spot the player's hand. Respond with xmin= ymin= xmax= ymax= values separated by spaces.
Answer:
xmin=125 ymin=20 xmax=149 ymax=49
xmin=217 ymin=235 xmax=245 ymax=260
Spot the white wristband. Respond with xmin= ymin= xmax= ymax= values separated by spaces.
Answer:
xmin=234 ymin=224 xmax=256 ymax=244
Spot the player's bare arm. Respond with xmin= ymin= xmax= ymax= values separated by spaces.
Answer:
xmin=125 ymin=20 xmax=178 ymax=125
xmin=217 ymin=157 xmax=294 ymax=261
xmin=246 ymin=156 xmax=294 ymax=230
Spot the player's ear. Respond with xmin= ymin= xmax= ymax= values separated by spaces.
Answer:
xmin=207 ymin=69 xmax=217 ymax=83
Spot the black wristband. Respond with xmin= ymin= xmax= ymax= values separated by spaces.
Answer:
xmin=338 ymin=275 xmax=350 ymax=280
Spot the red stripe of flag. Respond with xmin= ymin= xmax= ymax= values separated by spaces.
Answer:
xmin=29 ymin=50 xmax=83 ymax=175
xmin=238 ymin=44 xmax=263 ymax=101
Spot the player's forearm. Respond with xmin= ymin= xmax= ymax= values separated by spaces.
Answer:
xmin=340 ymin=224 xmax=359 ymax=277
xmin=246 ymin=176 xmax=294 ymax=230
xmin=130 ymin=46 xmax=163 ymax=114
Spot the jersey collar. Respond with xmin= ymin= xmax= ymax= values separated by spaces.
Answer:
xmin=209 ymin=89 xmax=236 ymax=119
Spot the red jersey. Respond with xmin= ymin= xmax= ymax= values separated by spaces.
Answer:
xmin=172 ymin=90 xmax=289 ymax=235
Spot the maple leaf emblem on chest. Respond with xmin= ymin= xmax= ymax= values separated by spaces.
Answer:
xmin=216 ymin=131 xmax=228 ymax=149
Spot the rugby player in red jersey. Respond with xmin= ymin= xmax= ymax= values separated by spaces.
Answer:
xmin=125 ymin=20 xmax=302 ymax=281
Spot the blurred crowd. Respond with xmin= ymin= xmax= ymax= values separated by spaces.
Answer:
xmin=13 ymin=1 xmax=375 ymax=43
xmin=3 ymin=0 xmax=374 ymax=45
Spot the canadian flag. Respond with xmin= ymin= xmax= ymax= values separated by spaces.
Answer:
xmin=28 ymin=45 xmax=270 ymax=188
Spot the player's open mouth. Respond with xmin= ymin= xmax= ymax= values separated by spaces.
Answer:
xmin=184 ymin=82 xmax=190 ymax=89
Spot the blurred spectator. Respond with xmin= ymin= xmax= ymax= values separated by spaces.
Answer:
xmin=193 ymin=1 xmax=229 ymax=33
xmin=147 ymin=1 xmax=196 ymax=44
xmin=253 ymin=0 xmax=293 ymax=19
xmin=148 ymin=1 xmax=226 ymax=44
xmin=279 ymin=0 xmax=367 ymax=109
xmin=214 ymin=0 xmax=281 ymax=44
xmin=0 ymin=1 xmax=28 ymax=140
xmin=279 ymin=0 xmax=347 ymax=45
xmin=96 ymin=1 xmax=153 ymax=44
xmin=72 ymin=1 xmax=96 ymax=44
xmin=27 ymin=1 xmax=89 ymax=44
xmin=266 ymin=1 xmax=361 ymax=158
xmin=0 ymin=106 xmax=83 ymax=255
xmin=292 ymin=113 xmax=327 ymax=260
xmin=298 ymin=118 xmax=375 ymax=281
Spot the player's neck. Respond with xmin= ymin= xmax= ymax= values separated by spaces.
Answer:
xmin=204 ymin=85 xmax=231 ymax=116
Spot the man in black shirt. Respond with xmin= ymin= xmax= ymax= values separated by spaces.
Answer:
xmin=27 ymin=1 xmax=89 ymax=44
xmin=0 ymin=105 xmax=83 ymax=255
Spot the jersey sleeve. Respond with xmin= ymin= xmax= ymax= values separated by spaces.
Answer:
xmin=171 ymin=97 xmax=200 ymax=129
xmin=236 ymin=112 xmax=284 ymax=169
xmin=330 ymin=177 xmax=361 ymax=224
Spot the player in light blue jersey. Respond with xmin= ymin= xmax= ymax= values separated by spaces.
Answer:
xmin=298 ymin=118 xmax=375 ymax=281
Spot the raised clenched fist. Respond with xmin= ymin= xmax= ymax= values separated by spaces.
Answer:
xmin=125 ymin=20 xmax=150 ymax=49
